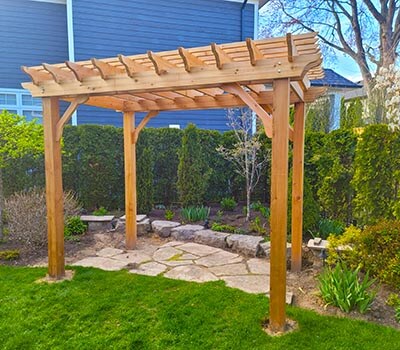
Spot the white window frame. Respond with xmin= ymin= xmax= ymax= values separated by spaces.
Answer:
xmin=0 ymin=88 xmax=43 ymax=122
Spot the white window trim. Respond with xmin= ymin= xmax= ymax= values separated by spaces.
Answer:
xmin=30 ymin=0 xmax=66 ymax=4
xmin=66 ymin=0 xmax=77 ymax=125
xmin=0 ymin=88 xmax=42 ymax=121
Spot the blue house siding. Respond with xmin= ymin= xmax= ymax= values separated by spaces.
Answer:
xmin=0 ymin=0 xmax=68 ymax=89
xmin=72 ymin=0 xmax=255 ymax=131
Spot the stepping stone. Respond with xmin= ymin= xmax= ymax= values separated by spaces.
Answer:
xmin=96 ymin=247 xmax=124 ymax=258
xmin=129 ymin=262 xmax=167 ymax=276
xmin=209 ymin=263 xmax=249 ymax=276
xmin=152 ymin=220 xmax=181 ymax=238
xmin=164 ymin=265 xmax=218 ymax=283
xmin=73 ymin=257 xmax=128 ymax=271
xmin=247 ymin=258 xmax=270 ymax=275
xmin=153 ymin=246 xmax=182 ymax=261
xmin=221 ymin=275 xmax=270 ymax=294
xmin=112 ymin=251 xmax=152 ymax=265
xmin=180 ymin=253 xmax=199 ymax=260
xmin=160 ymin=241 xmax=185 ymax=248
xmin=195 ymin=250 xmax=243 ymax=267
xmin=193 ymin=230 xmax=230 ymax=249
xmin=171 ymin=225 xmax=203 ymax=241
xmin=226 ymin=235 xmax=264 ymax=257
xmin=178 ymin=242 xmax=220 ymax=257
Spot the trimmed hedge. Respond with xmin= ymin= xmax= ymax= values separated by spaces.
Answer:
xmin=4 ymin=123 xmax=400 ymax=229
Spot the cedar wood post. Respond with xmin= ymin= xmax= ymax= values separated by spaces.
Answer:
xmin=291 ymin=102 xmax=305 ymax=272
xmin=123 ymin=111 xmax=137 ymax=249
xmin=269 ymin=78 xmax=290 ymax=332
xmin=42 ymin=97 xmax=65 ymax=279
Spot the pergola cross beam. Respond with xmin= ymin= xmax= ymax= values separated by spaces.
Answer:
xmin=22 ymin=33 xmax=325 ymax=334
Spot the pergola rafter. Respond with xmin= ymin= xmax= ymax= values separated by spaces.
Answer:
xmin=21 ymin=32 xmax=325 ymax=334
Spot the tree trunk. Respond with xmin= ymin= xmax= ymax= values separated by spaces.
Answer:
xmin=0 ymin=167 xmax=4 ymax=240
xmin=246 ymin=189 xmax=251 ymax=222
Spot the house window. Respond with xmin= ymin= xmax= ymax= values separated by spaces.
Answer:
xmin=0 ymin=89 xmax=43 ymax=122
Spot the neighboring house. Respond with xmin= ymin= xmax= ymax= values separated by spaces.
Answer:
xmin=311 ymin=68 xmax=362 ymax=129
xmin=0 ymin=0 xmax=261 ymax=132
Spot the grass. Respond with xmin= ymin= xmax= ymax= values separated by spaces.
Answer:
xmin=0 ymin=266 xmax=399 ymax=349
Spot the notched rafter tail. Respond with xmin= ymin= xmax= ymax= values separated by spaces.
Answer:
xmin=246 ymin=38 xmax=264 ymax=66
xmin=21 ymin=66 xmax=51 ymax=86
xmin=65 ymin=61 xmax=99 ymax=82
xmin=286 ymin=33 xmax=298 ymax=63
xmin=118 ymin=54 xmax=151 ymax=77
xmin=91 ymin=58 xmax=124 ymax=80
xmin=178 ymin=47 xmax=205 ymax=72
xmin=211 ymin=43 xmax=232 ymax=69
xmin=147 ymin=51 xmax=176 ymax=75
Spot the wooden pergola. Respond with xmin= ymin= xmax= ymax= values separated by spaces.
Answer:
xmin=22 ymin=32 xmax=324 ymax=333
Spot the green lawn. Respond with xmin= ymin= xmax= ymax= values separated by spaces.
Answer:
xmin=0 ymin=266 xmax=399 ymax=349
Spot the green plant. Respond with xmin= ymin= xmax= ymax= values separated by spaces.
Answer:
xmin=211 ymin=222 xmax=237 ymax=234
xmin=164 ymin=209 xmax=175 ymax=221
xmin=318 ymin=263 xmax=376 ymax=314
xmin=64 ymin=216 xmax=87 ymax=237
xmin=315 ymin=218 xmax=345 ymax=239
xmin=215 ymin=210 xmax=224 ymax=223
xmin=180 ymin=206 xmax=210 ymax=223
xmin=250 ymin=216 xmax=267 ymax=235
xmin=0 ymin=249 xmax=20 ymax=261
xmin=177 ymin=124 xmax=211 ymax=206
xmin=220 ymin=197 xmax=237 ymax=211
xmin=93 ymin=206 xmax=108 ymax=216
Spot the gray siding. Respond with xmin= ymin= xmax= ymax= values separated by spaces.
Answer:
xmin=0 ymin=0 xmax=68 ymax=89
xmin=73 ymin=0 xmax=255 ymax=131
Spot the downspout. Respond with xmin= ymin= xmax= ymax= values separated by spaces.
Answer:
xmin=241 ymin=0 xmax=249 ymax=41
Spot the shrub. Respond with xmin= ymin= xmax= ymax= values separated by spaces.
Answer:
xmin=93 ymin=206 xmax=108 ymax=216
xmin=64 ymin=216 xmax=87 ymax=237
xmin=211 ymin=222 xmax=237 ymax=234
xmin=318 ymin=263 xmax=376 ymax=313
xmin=315 ymin=218 xmax=345 ymax=239
xmin=177 ymin=124 xmax=210 ymax=206
xmin=181 ymin=206 xmax=210 ymax=223
xmin=0 ymin=249 xmax=20 ymax=260
xmin=220 ymin=197 xmax=237 ymax=211
xmin=328 ymin=221 xmax=400 ymax=288
xmin=327 ymin=225 xmax=362 ymax=267
xmin=164 ymin=209 xmax=174 ymax=221
xmin=251 ymin=201 xmax=270 ymax=219
xmin=250 ymin=216 xmax=267 ymax=235
xmin=5 ymin=188 xmax=81 ymax=247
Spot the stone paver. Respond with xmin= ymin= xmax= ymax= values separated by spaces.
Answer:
xmin=96 ymin=247 xmax=124 ymax=258
xmin=112 ymin=251 xmax=152 ymax=265
xmin=247 ymin=258 xmax=270 ymax=275
xmin=129 ymin=262 xmax=167 ymax=276
xmin=221 ymin=275 xmax=270 ymax=294
xmin=178 ymin=242 xmax=220 ymax=257
xmin=209 ymin=263 xmax=248 ymax=276
xmin=153 ymin=246 xmax=182 ymax=261
xmin=195 ymin=250 xmax=243 ymax=267
xmin=164 ymin=265 xmax=219 ymax=283
xmin=73 ymin=257 xmax=128 ymax=271
xmin=72 ymin=237 xmax=293 ymax=302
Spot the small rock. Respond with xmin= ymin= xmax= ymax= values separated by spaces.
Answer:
xmin=193 ymin=230 xmax=230 ymax=249
xmin=137 ymin=218 xmax=151 ymax=236
xmin=226 ymin=235 xmax=264 ymax=257
xmin=171 ymin=225 xmax=203 ymax=241
xmin=152 ymin=220 xmax=181 ymax=238
xmin=313 ymin=237 xmax=322 ymax=245
xmin=164 ymin=265 xmax=219 ymax=283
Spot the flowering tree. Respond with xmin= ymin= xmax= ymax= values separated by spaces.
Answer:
xmin=217 ymin=109 xmax=269 ymax=221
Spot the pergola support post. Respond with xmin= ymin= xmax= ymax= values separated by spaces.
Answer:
xmin=269 ymin=78 xmax=290 ymax=333
xmin=42 ymin=97 xmax=65 ymax=279
xmin=123 ymin=111 xmax=137 ymax=249
xmin=291 ymin=102 xmax=305 ymax=272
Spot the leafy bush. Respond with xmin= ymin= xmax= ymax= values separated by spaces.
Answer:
xmin=315 ymin=218 xmax=345 ymax=239
xmin=5 ymin=188 xmax=81 ymax=247
xmin=0 ymin=249 xmax=20 ymax=261
xmin=251 ymin=201 xmax=270 ymax=219
xmin=93 ymin=206 xmax=108 ymax=216
xmin=220 ymin=197 xmax=237 ymax=211
xmin=250 ymin=216 xmax=267 ymax=235
xmin=211 ymin=222 xmax=238 ymax=234
xmin=318 ymin=263 xmax=376 ymax=313
xmin=180 ymin=206 xmax=210 ymax=223
xmin=64 ymin=216 xmax=87 ymax=237
xmin=328 ymin=221 xmax=400 ymax=288
xmin=164 ymin=209 xmax=174 ymax=221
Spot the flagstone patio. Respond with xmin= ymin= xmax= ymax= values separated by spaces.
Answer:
xmin=73 ymin=240 xmax=293 ymax=304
